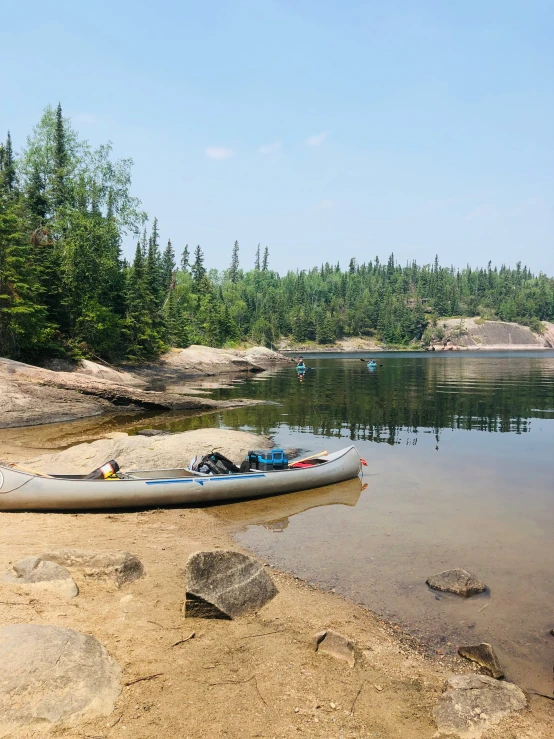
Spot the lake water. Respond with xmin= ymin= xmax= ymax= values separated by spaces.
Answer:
xmin=3 ymin=352 xmax=553 ymax=692
xmin=199 ymin=352 xmax=554 ymax=694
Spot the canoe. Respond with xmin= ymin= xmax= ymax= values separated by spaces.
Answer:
xmin=0 ymin=446 xmax=362 ymax=511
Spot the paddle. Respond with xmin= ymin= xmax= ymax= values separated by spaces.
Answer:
xmin=293 ymin=450 xmax=328 ymax=464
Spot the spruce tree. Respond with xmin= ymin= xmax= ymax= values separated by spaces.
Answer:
xmin=181 ymin=243 xmax=190 ymax=272
xmin=229 ymin=240 xmax=239 ymax=283
xmin=162 ymin=238 xmax=176 ymax=291
xmin=192 ymin=245 xmax=206 ymax=285
xmin=254 ymin=244 xmax=261 ymax=271
xmin=53 ymin=103 xmax=68 ymax=210
xmin=262 ymin=246 xmax=269 ymax=271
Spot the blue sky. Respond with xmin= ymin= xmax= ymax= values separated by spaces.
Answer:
xmin=2 ymin=0 xmax=553 ymax=273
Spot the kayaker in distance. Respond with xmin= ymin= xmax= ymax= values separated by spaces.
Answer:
xmin=297 ymin=357 xmax=306 ymax=368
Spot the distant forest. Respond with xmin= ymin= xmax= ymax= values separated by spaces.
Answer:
xmin=1 ymin=105 xmax=553 ymax=363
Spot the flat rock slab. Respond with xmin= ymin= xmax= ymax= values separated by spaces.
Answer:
xmin=433 ymin=674 xmax=526 ymax=738
xmin=184 ymin=550 xmax=278 ymax=619
xmin=0 ymin=624 xmax=121 ymax=736
xmin=40 ymin=549 xmax=144 ymax=588
xmin=426 ymin=569 xmax=486 ymax=597
xmin=1 ymin=557 xmax=78 ymax=598
xmin=313 ymin=629 xmax=355 ymax=667
xmin=458 ymin=643 xmax=504 ymax=679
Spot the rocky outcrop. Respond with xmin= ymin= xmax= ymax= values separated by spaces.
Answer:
xmin=1 ymin=557 xmax=78 ymax=598
xmin=458 ymin=643 xmax=504 ymax=679
xmin=40 ymin=549 xmax=144 ymax=588
xmin=427 ymin=569 xmax=487 ymax=597
xmin=429 ymin=317 xmax=554 ymax=350
xmin=183 ymin=550 xmax=278 ymax=619
xmin=26 ymin=428 xmax=272 ymax=475
xmin=433 ymin=674 xmax=526 ymax=738
xmin=131 ymin=344 xmax=290 ymax=382
xmin=313 ymin=629 xmax=356 ymax=667
xmin=75 ymin=359 xmax=146 ymax=386
xmin=0 ymin=357 xmax=265 ymax=429
xmin=0 ymin=624 xmax=121 ymax=735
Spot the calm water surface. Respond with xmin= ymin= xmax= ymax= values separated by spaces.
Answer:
xmin=206 ymin=352 xmax=554 ymax=693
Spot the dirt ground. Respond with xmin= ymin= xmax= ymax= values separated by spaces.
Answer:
xmin=1 ymin=503 xmax=552 ymax=739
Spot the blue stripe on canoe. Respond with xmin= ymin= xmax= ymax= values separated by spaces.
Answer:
xmin=145 ymin=473 xmax=267 ymax=486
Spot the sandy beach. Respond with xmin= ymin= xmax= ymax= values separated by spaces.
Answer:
xmin=0 ymin=428 xmax=552 ymax=738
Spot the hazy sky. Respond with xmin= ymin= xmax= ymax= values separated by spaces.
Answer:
xmin=2 ymin=0 xmax=553 ymax=273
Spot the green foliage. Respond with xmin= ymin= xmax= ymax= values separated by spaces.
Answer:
xmin=1 ymin=106 xmax=554 ymax=364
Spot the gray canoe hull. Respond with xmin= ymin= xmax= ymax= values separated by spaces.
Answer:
xmin=0 ymin=446 xmax=362 ymax=511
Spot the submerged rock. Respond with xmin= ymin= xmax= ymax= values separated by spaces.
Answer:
xmin=41 ymin=549 xmax=144 ymax=588
xmin=313 ymin=629 xmax=355 ymax=667
xmin=1 ymin=557 xmax=78 ymax=598
xmin=433 ymin=674 xmax=526 ymax=738
xmin=426 ymin=569 xmax=486 ymax=597
xmin=0 ymin=624 xmax=121 ymax=735
xmin=183 ymin=550 xmax=278 ymax=619
xmin=458 ymin=643 xmax=504 ymax=679
xmin=136 ymin=428 xmax=170 ymax=436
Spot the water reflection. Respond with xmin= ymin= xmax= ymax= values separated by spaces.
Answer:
xmin=209 ymin=478 xmax=364 ymax=530
xmin=200 ymin=354 xmax=554 ymax=445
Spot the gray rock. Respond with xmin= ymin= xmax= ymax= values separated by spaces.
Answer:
xmin=0 ymin=624 xmax=121 ymax=735
xmin=313 ymin=629 xmax=355 ymax=667
xmin=136 ymin=428 xmax=169 ymax=436
xmin=426 ymin=569 xmax=486 ymax=597
xmin=433 ymin=674 xmax=526 ymax=738
xmin=458 ymin=643 xmax=504 ymax=679
xmin=41 ymin=549 xmax=144 ymax=588
xmin=1 ymin=557 xmax=78 ymax=598
xmin=184 ymin=550 xmax=278 ymax=619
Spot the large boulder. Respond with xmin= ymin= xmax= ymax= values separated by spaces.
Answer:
xmin=0 ymin=624 xmax=121 ymax=736
xmin=458 ymin=643 xmax=504 ymax=679
xmin=433 ymin=674 xmax=526 ymax=738
xmin=27 ymin=428 xmax=271 ymax=475
xmin=1 ymin=557 xmax=78 ymax=598
xmin=40 ymin=549 xmax=144 ymax=588
xmin=184 ymin=550 xmax=278 ymax=619
xmin=426 ymin=569 xmax=486 ymax=597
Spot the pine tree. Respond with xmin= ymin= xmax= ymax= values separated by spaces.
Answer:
xmin=254 ymin=244 xmax=261 ymax=271
xmin=229 ymin=240 xmax=240 ymax=283
xmin=0 ymin=141 xmax=44 ymax=359
xmin=262 ymin=246 xmax=269 ymax=271
xmin=192 ymin=245 xmax=206 ymax=286
xmin=2 ymin=133 xmax=16 ymax=193
xmin=162 ymin=238 xmax=176 ymax=291
xmin=53 ymin=103 xmax=68 ymax=210
xmin=123 ymin=242 xmax=163 ymax=359
xmin=181 ymin=243 xmax=190 ymax=272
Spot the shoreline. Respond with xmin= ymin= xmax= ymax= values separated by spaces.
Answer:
xmin=282 ymin=346 xmax=554 ymax=355
xmin=0 ymin=430 xmax=552 ymax=737
xmin=0 ymin=495 xmax=550 ymax=738
xmin=0 ymin=345 xmax=289 ymax=430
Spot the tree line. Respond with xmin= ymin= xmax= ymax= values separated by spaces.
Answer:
xmin=1 ymin=105 xmax=553 ymax=363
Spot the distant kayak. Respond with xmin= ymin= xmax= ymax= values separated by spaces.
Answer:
xmin=367 ymin=362 xmax=377 ymax=369
xmin=296 ymin=364 xmax=307 ymax=372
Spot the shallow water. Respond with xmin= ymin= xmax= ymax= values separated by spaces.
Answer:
xmin=3 ymin=352 xmax=554 ymax=692
xmin=207 ymin=352 xmax=554 ymax=693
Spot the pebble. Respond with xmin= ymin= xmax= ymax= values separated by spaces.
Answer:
xmin=375 ymin=685 xmax=383 ymax=691
xmin=330 ymin=702 xmax=336 ymax=709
